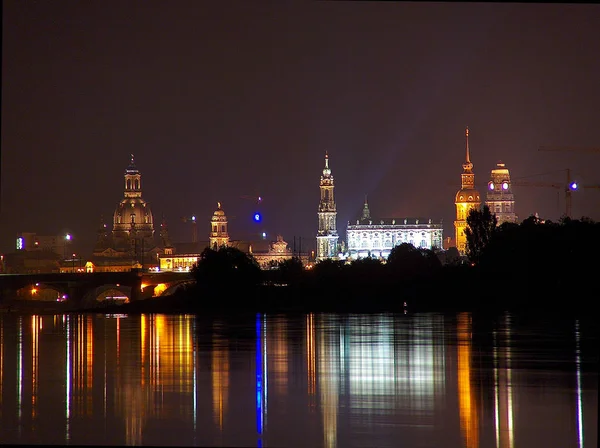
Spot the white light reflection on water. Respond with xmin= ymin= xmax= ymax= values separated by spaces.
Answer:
xmin=318 ymin=314 xmax=339 ymax=448
xmin=575 ymin=320 xmax=583 ymax=448
xmin=492 ymin=313 xmax=515 ymax=448
xmin=65 ymin=315 xmax=71 ymax=442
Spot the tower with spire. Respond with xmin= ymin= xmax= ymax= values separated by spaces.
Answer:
xmin=454 ymin=127 xmax=481 ymax=255
xmin=210 ymin=202 xmax=229 ymax=250
xmin=361 ymin=195 xmax=371 ymax=220
xmin=317 ymin=152 xmax=339 ymax=260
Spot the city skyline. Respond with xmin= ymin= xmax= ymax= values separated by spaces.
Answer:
xmin=2 ymin=2 xmax=599 ymax=255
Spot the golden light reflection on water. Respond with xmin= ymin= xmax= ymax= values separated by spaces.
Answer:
xmin=318 ymin=315 xmax=339 ymax=448
xmin=307 ymin=313 xmax=316 ymax=410
xmin=268 ymin=318 xmax=288 ymax=397
xmin=457 ymin=312 xmax=479 ymax=448
xmin=31 ymin=315 xmax=40 ymax=420
xmin=211 ymin=324 xmax=229 ymax=431
xmin=494 ymin=314 xmax=514 ymax=448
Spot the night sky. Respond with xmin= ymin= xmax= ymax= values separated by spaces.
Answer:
xmin=2 ymin=1 xmax=599 ymax=256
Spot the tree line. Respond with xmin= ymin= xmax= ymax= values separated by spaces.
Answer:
xmin=180 ymin=207 xmax=599 ymax=313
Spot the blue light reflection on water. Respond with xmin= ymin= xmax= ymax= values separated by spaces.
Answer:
xmin=256 ymin=313 xmax=263 ymax=445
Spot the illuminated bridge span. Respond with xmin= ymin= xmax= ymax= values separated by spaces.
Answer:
xmin=0 ymin=271 xmax=194 ymax=305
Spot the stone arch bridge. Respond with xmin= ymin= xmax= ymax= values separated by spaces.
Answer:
xmin=0 ymin=271 xmax=194 ymax=306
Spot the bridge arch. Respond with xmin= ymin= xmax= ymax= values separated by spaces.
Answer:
xmin=16 ymin=283 xmax=67 ymax=301
xmin=81 ymin=285 xmax=132 ymax=306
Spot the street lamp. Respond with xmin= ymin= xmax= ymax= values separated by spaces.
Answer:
xmin=64 ymin=233 xmax=72 ymax=260
xmin=72 ymin=253 xmax=76 ymax=273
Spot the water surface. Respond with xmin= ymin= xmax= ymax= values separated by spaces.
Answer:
xmin=0 ymin=312 xmax=596 ymax=447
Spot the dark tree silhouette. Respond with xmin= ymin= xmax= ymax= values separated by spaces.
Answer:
xmin=465 ymin=205 xmax=497 ymax=264
xmin=191 ymin=246 xmax=262 ymax=291
xmin=386 ymin=243 xmax=441 ymax=280
xmin=277 ymin=256 xmax=304 ymax=285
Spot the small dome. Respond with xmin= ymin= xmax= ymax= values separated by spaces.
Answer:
xmin=455 ymin=187 xmax=481 ymax=203
xmin=211 ymin=202 xmax=227 ymax=221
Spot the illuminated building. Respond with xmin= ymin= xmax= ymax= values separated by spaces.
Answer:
xmin=90 ymin=155 xmax=168 ymax=271
xmin=345 ymin=197 xmax=443 ymax=259
xmin=455 ymin=127 xmax=481 ymax=255
xmin=485 ymin=162 xmax=518 ymax=225
xmin=210 ymin=203 xmax=230 ymax=249
xmin=3 ymin=232 xmax=66 ymax=273
xmin=159 ymin=204 xmax=297 ymax=271
xmin=316 ymin=153 xmax=339 ymax=260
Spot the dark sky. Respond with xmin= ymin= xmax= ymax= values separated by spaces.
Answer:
xmin=2 ymin=1 xmax=600 ymax=256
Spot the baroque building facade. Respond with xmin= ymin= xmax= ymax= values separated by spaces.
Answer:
xmin=485 ymin=161 xmax=518 ymax=225
xmin=159 ymin=203 xmax=299 ymax=271
xmin=316 ymin=153 xmax=339 ymax=260
xmin=345 ymin=198 xmax=443 ymax=259
xmin=454 ymin=128 xmax=482 ymax=255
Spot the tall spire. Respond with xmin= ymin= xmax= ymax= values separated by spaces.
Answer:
xmin=361 ymin=195 xmax=371 ymax=220
xmin=322 ymin=151 xmax=331 ymax=178
xmin=462 ymin=127 xmax=473 ymax=173
xmin=465 ymin=127 xmax=470 ymax=163
xmin=126 ymin=153 xmax=139 ymax=174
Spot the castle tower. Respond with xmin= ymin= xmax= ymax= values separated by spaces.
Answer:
xmin=485 ymin=161 xmax=518 ymax=225
xmin=454 ymin=128 xmax=481 ymax=255
xmin=210 ymin=202 xmax=229 ymax=250
xmin=112 ymin=154 xmax=154 ymax=250
xmin=316 ymin=152 xmax=339 ymax=260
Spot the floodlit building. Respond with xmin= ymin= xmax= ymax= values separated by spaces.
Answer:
xmin=316 ymin=152 xmax=339 ymax=260
xmin=89 ymin=155 xmax=168 ymax=271
xmin=485 ymin=161 xmax=518 ymax=225
xmin=158 ymin=203 xmax=300 ymax=271
xmin=454 ymin=127 xmax=481 ymax=255
xmin=209 ymin=203 xmax=230 ymax=249
xmin=345 ymin=198 xmax=443 ymax=260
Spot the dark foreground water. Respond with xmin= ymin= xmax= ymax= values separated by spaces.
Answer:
xmin=0 ymin=311 xmax=596 ymax=448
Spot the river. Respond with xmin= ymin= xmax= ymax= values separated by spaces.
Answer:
xmin=0 ymin=311 xmax=596 ymax=447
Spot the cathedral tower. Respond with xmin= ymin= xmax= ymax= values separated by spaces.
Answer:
xmin=454 ymin=128 xmax=481 ymax=255
xmin=210 ymin=202 xmax=229 ymax=250
xmin=112 ymin=154 xmax=154 ymax=250
xmin=485 ymin=161 xmax=518 ymax=225
xmin=317 ymin=152 xmax=339 ymax=260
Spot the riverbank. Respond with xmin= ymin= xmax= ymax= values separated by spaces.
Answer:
xmin=68 ymin=282 xmax=597 ymax=318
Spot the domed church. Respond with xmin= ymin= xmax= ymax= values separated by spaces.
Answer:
xmin=89 ymin=155 xmax=171 ymax=271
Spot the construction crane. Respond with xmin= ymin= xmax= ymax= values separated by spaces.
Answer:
xmin=539 ymin=146 xmax=600 ymax=153
xmin=181 ymin=215 xmax=198 ymax=243
xmin=448 ymin=168 xmax=587 ymax=218
xmin=513 ymin=169 xmax=580 ymax=218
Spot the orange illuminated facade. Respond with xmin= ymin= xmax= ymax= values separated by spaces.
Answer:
xmin=454 ymin=127 xmax=481 ymax=255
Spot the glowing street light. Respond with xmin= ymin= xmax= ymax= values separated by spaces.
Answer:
xmin=569 ymin=181 xmax=578 ymax=191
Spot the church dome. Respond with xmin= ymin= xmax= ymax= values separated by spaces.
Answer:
xmin=113 ymin=198 xmax=154 ymax=230
xmin=455 ymin=187 xmax=481 ymax=203
xmin=112 ymin=155 xmax=155 ymax=237
xmin=211 ymin=202 xmax=227 ymax=221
